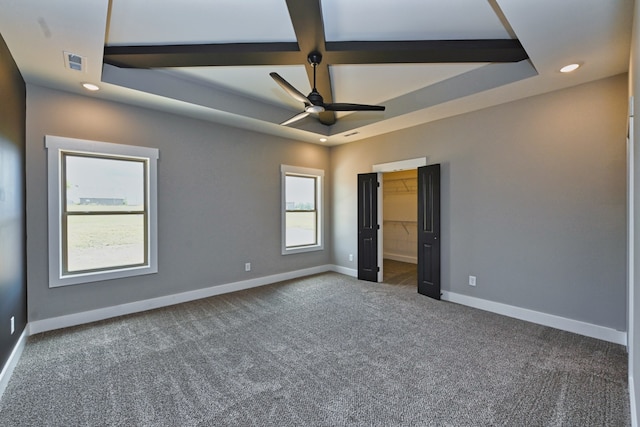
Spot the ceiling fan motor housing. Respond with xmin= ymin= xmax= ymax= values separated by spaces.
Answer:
xmin=307 ymin=90 xmax=324 ymax=108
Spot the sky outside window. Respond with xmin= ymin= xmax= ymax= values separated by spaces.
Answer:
xmin=65 ymin=155 xmax=144 ymax=209
xmin=286 ymin=175 xmax=315 ymax=210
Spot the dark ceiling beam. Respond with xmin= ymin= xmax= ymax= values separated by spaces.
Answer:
xmin=103 ymin=38 xmax=529 ymax=69
xmin=103 ymin=42 xmax=301 ymax=68
xmin=285 ymin=0 xmax=324 ymax=54
xmin=284 ymin=0 xmax=335 ymax=124
xmin=324 ymin=39 xmax=528 ymax=64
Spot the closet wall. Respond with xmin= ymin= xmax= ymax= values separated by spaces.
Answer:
xmin=383 ymin=169 xmax=417 ymax=263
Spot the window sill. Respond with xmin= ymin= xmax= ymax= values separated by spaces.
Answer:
xmin=50 ymin=265 xmax=158 ymax=288
xmin=282 ymin=244 xmax=324 ymax=255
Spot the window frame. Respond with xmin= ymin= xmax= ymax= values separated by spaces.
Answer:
xmin=281 ymin=165 xmax=324 ymax=255
xmin=46 ymin=135 xmax=159 ymax=287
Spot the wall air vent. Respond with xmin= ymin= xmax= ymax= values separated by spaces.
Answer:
xmin=63 ymin=51 xmax=86 ymax=72
xmin=344 ymin=131 xmax=360 ymax=137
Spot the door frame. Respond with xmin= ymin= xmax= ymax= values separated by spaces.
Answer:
xmin=371 ymin=157 xmax=427 ymax=282
xmin=627 ymin=99 xmax=634 ymax=359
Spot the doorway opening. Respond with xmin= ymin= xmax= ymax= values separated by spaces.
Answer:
xmin=358 ymin=157 xmax=440 ymax=299
xmin=382 ymin=169 xmax=418 ymax=286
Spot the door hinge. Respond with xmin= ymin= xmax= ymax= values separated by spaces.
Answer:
xmin=377 ymin=266 xmax=380 ymax=272
xmin=377 ymin=181 xmax=380 ymax=187
xmin=376 ymin=224 xmax=380 ymax=229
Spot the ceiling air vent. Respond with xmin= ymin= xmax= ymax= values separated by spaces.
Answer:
xmin=63 ymin=51 xmax=86 ymax=72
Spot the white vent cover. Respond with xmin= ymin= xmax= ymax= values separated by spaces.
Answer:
xmin=63 ymin=51 xmax=86 ymax=72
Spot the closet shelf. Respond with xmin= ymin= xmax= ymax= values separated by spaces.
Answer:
xmin=383 ymin=178 xmax=417 ymax=194
xmin=383 ymin=220 xmax=417 ymax=234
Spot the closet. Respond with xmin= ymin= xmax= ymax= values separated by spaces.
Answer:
xmin=382 ymin=169 xmax=417 ymax=265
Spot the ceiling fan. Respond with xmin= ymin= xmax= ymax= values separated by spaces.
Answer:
xmin=270 ymin=52 xmax=385 ymax=126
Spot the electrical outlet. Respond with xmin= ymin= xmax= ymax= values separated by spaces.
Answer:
xmin=10 ymin=316 xmax=15 ymax=335
xmin=349 ymin=254 xmax=354 ymax=262
xmin=245 ymin=262 xmax=251 ymax=272
xmin=469 ymin=276 xmax=476 ymax=287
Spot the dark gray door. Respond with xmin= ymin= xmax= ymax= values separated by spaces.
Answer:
xmin=357 ymin=173 xmax=379 ymax=282
xmin=418 ymin=164 xmax=441 ymax=299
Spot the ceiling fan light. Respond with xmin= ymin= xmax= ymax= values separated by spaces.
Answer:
xmin=306 ymin=105 xmax=325 ymax=114
xmin=560 ymin=63 xmax=580 ymax=73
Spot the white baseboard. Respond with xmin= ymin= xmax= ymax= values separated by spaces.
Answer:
xmin=0 ymin=328 xmax=28 ymax=400
xmin=29 ymin=265 xmax=333 ymax=335
xmin=383 ymin=253 xmax=417 ymax=264
xmin=631 ymin=375 xmax=638 ymax=427
xmin=331 ymin=264 xmax=357 ymax=277
xmin=442 ymin=291 xmax=627 ymax=345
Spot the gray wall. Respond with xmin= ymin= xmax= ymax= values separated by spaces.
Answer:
xmin=331 ymin=74 xmax=628 ymax=331
xmin=0 ymin=32 xmax=26 ymax=370
xmin=23 ymin=73 xmax=628 ymax=333
xmin=25 ymin=85 xmax=330 ymax=321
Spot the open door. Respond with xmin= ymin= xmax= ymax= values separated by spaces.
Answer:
xmin=357 ymin=173 xmax=379 ymax=282
xmin=418 ymin=164 xmax=441 ymax=299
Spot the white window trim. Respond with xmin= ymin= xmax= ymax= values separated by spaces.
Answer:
xmin=45 ymin=135 xmax=159 ymax=287
xmin=281 ymin=164 xmax=324 ymax=255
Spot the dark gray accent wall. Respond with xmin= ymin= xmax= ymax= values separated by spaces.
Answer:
xmin=331 ymin=74 xmax=628 ymax=331
xmin=0 ymin=33 xmax=27 ymax=369
xmin=25 ymin=85 xmax=330 ymax=321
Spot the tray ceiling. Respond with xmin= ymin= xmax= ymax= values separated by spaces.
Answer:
xmin=0 ymin=0 xmax=633 ymax=145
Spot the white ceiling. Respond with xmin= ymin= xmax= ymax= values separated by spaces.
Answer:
xmin=0 ymin=0 xmax=634 ymax=146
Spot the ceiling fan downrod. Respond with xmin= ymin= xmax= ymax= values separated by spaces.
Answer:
xmin=306 ymin=51 xmax=324 ymax=112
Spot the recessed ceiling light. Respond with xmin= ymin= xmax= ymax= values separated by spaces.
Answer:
xmin=81 ymin=83 xmax=100 ymax=91
xmin=319 ymin=137 xmax=327 ymax=143
xmin=560 ymin=63 xmax=581 ymax=73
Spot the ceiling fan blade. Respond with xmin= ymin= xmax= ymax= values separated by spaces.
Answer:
xmin=270 ymin=72 xmax=311 ymax=105
xmin=281 ymin=111 xmax=310 ymax=126
xmin=324 ymin=103 xmax=386 ymax=112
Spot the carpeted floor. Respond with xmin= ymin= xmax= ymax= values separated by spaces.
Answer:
xmin=0 ymin=272 xmax=630 ymax=426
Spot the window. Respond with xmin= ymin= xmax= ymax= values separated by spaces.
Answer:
xmin=281 ymin=165 xmax=324 ymax=254
xmin=46 ymin=135 xmax=158 ymax=287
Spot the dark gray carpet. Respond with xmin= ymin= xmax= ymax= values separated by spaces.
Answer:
xmin=0 ymin=272 xmax=630 ymax=426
